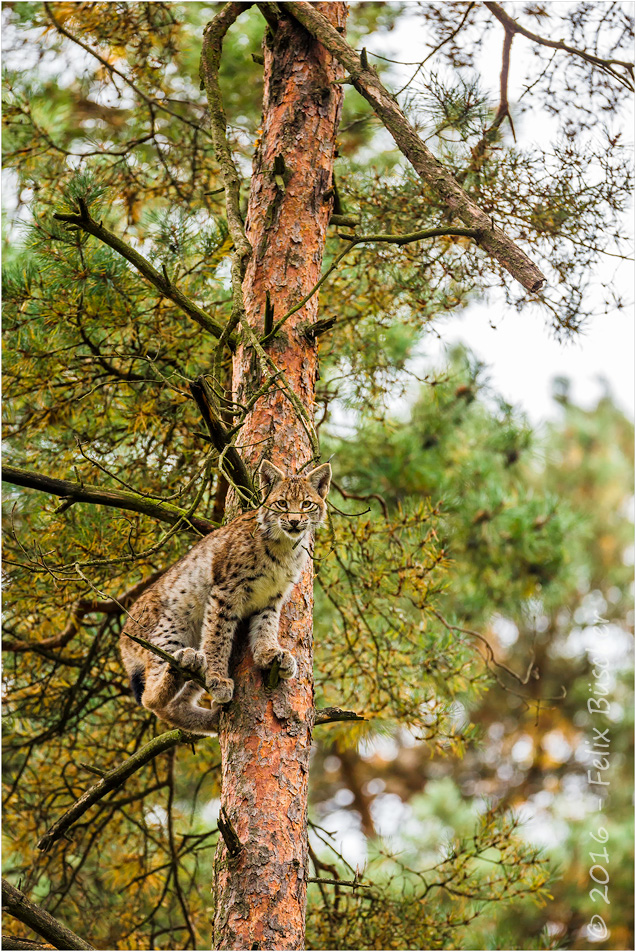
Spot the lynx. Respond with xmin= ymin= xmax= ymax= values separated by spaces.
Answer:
xmin=119 ymin=460 xmax=331 ymax=735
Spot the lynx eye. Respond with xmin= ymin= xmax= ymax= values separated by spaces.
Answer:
xmin=301 ymin=500 xmax=314 ymax=510
xmin=276 ymin=500 xmax=289 ymax=511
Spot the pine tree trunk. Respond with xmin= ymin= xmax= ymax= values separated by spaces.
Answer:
xmin=212 ymin=5 xmax=347 ymax=949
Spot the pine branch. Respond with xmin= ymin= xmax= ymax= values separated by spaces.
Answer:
xmin=36 ymin=729 xmax=201 ymax=853
xmin=2 ymin=465 xmax=215 ymax=535
xmin=52 ymin=202 xmax=234 ymax=343
xmin=1 ymin=879 xmax=94 ymax=950
xmin=283 ymin=1 xmax=547 ymax=293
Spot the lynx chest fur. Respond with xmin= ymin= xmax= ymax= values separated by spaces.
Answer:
xmin=119 ymin=461 xmax=331 ymax=735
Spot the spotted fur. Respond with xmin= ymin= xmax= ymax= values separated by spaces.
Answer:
xmin=119 ymin=461 xmax=331 ymax=735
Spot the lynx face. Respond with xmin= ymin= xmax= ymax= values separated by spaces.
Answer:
xmin=258 ymin=461 xmax=331 ymax=542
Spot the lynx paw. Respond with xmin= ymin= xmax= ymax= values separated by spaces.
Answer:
xmin=253 ymin=646 xmax=297 ymax=680
xmin=172 ymin=647 xmax=206 ymax=677
xmin=277 ymin=649 xmax=297 ymax=680
xmin=206 ymin=674 xmax=234 ymax=704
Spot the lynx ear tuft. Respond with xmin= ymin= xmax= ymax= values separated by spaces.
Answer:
xmin=259 ymin=460 xmax=285 ymax=494
xmin=306 ymin=462 xmax=331 ymax=499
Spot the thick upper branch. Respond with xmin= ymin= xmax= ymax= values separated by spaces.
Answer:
xmin=283 ymin=1 xmax=547 ymax=293
xmin=2 ymin=465 xmax=215 ymax=535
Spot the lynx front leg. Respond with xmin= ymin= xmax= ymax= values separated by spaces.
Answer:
xmin=200 ymin=596 xmax=239 ymax=703
xmin=249 ymin=605 xmax=297 ymax=680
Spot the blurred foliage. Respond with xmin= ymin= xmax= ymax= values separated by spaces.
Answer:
xmin=2 ymin=2 xmax=633 ymax=950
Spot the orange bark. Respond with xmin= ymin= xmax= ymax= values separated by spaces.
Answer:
xmin=212 ymin=5 xmax=347 ymax=950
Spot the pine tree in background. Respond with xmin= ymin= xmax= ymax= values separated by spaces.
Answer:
xmin=2 ymin=3 xmax=632 ymax=950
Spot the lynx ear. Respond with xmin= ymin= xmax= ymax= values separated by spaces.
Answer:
xmin=259 ymin=460 xmax=285 ymax=494
xmin=306 ymin=462 xmax=331 ymax=499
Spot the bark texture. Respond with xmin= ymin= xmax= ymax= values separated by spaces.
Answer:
xmin=212 ymin=4 xmax=347 ymax=949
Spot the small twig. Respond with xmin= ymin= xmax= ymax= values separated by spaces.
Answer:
xmin=78 ymin=762 xmax=107 ymax=778
xmin=431 ymin=609 xmax=567 ymax=702
xmin=307 ymin=877 xmax=370 ymax=889
xmin=332 ymin=479 xmax=389 ymax=519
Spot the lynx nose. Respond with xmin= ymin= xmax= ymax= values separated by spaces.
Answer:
xmin=289 ymin=518 xmax=300 ymax=529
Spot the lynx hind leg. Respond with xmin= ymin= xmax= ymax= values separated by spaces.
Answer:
xmin=160 ymin=681 xmax=220 ymax=736
xmin=141 ymin=655 xmax=183 ymax=712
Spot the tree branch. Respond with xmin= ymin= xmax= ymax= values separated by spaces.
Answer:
xmin=485 ymin=1 xmax=634 ymax=91
xmin=36 ymin=729 xmax=201 ymax=853
xmin=52 ymin=203 xmax=233 ymax=344
xmin=2 ymin=465 xmax=215 ymax=535
xmin=2 ymin=936 xmax=55 ymax=951
xmin=188 ymin=377 xmax=255 ymax=502
xmin=2 ymin=572 xmax=162 ymax=654
xmin=283 ymin=1 xmax=547 ymax=293
xmin=262 ymin=228 xmax=482 ymax=342
xmin=200 ymin=3 xmax=253 ymax=378
xmin=1 ymin=879 xmax=94 ymax=951
xmin=314 ymin=706 xmax=366 ymax=725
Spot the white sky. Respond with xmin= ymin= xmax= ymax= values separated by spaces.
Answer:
xmin=372 ymin=2 xmax=635 ymax=424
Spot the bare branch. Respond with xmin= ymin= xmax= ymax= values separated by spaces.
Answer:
xmin=283 ymin=1 xmax=547 ymax=293
xmin=263 ymin=228 xmax=482 ymax=342
xmin=1 ymin=879 xmax=94 ymax=950
xmin=36 ymin=729 xmax=202 ymax=853
xmin=485 ymin=1 xmax=634 ymax=91
xmin=314 ymin=706 xmax=366 ymax=725
xmin=200 ymin=3 xmax=253 ymax=378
